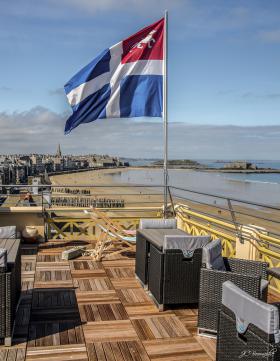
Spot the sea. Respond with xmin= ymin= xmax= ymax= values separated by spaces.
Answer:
xmin=115 ymin=159 xmax=280 ymax=207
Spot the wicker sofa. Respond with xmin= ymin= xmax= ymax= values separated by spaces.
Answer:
xmin=198 ymin=239 xmax=268 ymax=336
xmin=148 ymin=235 xmax=211 ymax=310
xmin=216 ymin=281 xmax=280 ymax=361
xmin=0 ymin=226 xmax=21 ymax=346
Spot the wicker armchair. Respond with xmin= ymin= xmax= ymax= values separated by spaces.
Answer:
xmin=135 ymin=218 xmax=177 ymax=288
xmin=216 ymin=281 xmax=280 ymax=361
xmin=198 ymin=240 xmax=268 ymax=336
xmin=0 ymin=227 xmax=21 ymax=346
xmin=148 ymin=235 xmax=211 ymax=310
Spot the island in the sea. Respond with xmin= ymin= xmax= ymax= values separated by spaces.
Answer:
xmin=138 ymin=159 xmax=280 ymax=173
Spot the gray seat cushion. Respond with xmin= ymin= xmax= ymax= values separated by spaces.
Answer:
xmin=163 ymin=235 xmax=211 ymax=256
xmin=139 ymin=218 xmax=177 ymax=230
xmin=202 ymin=239 xmax=226 ymax=271
xmin=222 ymin=281 xmax=280 ymax=343
xmin=0 ymin=226 xmax=16 ymax=239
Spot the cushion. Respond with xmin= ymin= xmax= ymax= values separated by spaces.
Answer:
xmin=202 ymin=239 xmax=226 ymax=270
xmin=0 ymin=226 xmax=16 ymax=239
xmin=222 ymin=281 xmax=280 ymax=343
xmin=0 ymin=248 xmax=7 ymax=269
xmin=139 ymin=218 xmax=177 ymax=230
xmin=260 ymin=279 xmax=269 ymax=298
xmin=163 ymin=235 xmax=211 ymax=256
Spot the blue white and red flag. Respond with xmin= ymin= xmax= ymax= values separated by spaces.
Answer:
xmin=64 ymin=18 xmax=164 ymax=134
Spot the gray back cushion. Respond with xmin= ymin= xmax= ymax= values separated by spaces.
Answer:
xmin=222 ymin=281 xmax=280 ymax=342
xmin=163 ymin=235 xmax=211 ymax=254
xmin=0 ymin=248 xmax=7 ymax=268
xmin=202 ymin=239 xmax=226 ymax=271
xmin=0 ymin=226 xmax=16 ymax=239
xmin=139 ymin=218 xmax=177 ymax=230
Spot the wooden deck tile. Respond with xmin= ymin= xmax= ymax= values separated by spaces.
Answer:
xmin=195 ymin=336 xmax=216 ymax=361
xmin=76 ymin=291 xmax=119 ymax=304
xmin=117 ymin=288 xmax=152 ymax=305
xmin=34 ymin=270 xmax=72 ymax=288
xmin=174 ymin=308 xmax=199 ymax=335
xmin=125 ymin=304 xmax=174 ymax=319
xmin=103 ymin=259 xmax=135 ymax=268
xmin=79 ymin=303 xmax=128 ymax=323
xmin=110 ymin=278 xmax=141 ymax=289
xmin=70 ymin=260 xmax=106 ymax=277
xmin=73 ymin=278 xmax=113 ymax=292
xmin=28 ymin=321 xmax=84 ymax=347
xmin=87 ymin=340 xmax=149 ymax=361
xmin=36 ymin=254 xmax=65 ymax=263
xmin=132 ymin=315 xmax=190 ymax=340
xmin=106 ymin=267 xmax=135 ymax=279
xmin=13 ymin=305 xmax=32 ymax=341
xmin=143 ymin=337 xmax=212 ymax=360
xmin=83 ymin=320 xmax=138 ymax=342
xmin=0 ymin=348 xmax=26 ymax=361
xmin=26 ymin=345 xmax=88 ymax=361
xmin=32 ymin=289 xmax=78 ymax=309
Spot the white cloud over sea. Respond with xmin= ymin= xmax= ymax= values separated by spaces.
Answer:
xmin=0 ymin=107 xmax=280 ymax=160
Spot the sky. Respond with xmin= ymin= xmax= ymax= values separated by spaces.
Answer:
xmin=0 ymin=0 xmax=280 ymax=159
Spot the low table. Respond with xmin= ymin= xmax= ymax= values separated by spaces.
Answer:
xmin=135 ymin=228 xmax=188 ymax=288
xmin=0 ymin=239 xmax=21 ymax=346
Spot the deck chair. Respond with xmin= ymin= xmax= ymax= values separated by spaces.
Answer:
xmin=84 ymin=209 xmax=136 ymax=261
xmin=91 ymin=208 xmax=136 ymax=236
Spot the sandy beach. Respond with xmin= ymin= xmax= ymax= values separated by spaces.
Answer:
xmin=50 ymin=167 xmax=280 ymax=234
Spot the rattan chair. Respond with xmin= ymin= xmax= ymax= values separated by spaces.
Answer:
xmin=198 ymin=239 xmax=269 ymax=336
xmin=216 ymin=281 xmax=280 ymax=361
xmin=0 ymin=239 xmax=21 ymax=346
xmin=148 ymin=235 xmax=211 ymax=310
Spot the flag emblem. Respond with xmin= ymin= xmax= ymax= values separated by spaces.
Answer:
xmin=64 ymin=18 xmax=164 ymax=134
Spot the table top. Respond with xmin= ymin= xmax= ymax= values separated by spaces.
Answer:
xmin=268 ymin=267 xmax=280 ymax=280
xmin=137 ymin=228 xmax=188 ymax=250
xmin=0 ymin=239 xmax=20 ymax=264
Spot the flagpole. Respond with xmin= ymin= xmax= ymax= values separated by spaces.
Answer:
xmin=163 ymin=10 xmax=168 ymax=218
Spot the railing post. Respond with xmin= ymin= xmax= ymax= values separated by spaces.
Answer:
xmin=235 ymin=225 xmax=264 ymax=261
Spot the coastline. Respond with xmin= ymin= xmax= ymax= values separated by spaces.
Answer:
xmin=50 ymin=167 xmax=280 ymax=233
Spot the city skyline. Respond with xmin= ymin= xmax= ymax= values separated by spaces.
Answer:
xmin=0 ymin=0 xmax=280 ymax=158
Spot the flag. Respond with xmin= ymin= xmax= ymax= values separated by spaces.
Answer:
xmin=64 ymin=18 xmax=164 ymax=134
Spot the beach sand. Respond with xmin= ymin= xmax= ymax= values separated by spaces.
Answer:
xmin=50 ymin=167 xmax=280 ymax=234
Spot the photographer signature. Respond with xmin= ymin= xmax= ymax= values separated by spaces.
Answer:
xmin=239 ymin=348 xmax=278 ymax=358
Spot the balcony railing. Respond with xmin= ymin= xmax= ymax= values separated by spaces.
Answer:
xmin=0 ymin=183 xmax=280 ymax=294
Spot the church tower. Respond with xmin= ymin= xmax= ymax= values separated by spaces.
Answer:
xmin=56 ymin=144 xmax=62 ymax=157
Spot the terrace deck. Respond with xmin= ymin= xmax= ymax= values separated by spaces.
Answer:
xmin=1 ymin=239 xmax=276 ymax=361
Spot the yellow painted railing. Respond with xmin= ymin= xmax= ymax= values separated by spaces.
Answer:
xmin=175 ymin=203 xmax=280 ymax=294
xmin=45 ymin=207 xmax=162 ymax=240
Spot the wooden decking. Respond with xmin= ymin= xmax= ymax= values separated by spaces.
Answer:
xmin=0 ymin=240 xmax=219 ymax=360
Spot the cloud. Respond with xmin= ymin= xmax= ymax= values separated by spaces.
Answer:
xmin=52 ymin=0 xmax=184 ymax=15
xmin=49 ymin=88 xmax=65 ymax=96
xmin=259 ymin=29 xmax=280 ymax=43
xmin=241 ymin=92 xmax=280 ymax=100
xmin=0 ymin=107 xmax=280 ymax=160
xmin=0 ymin=86 xmax=12 ymax=92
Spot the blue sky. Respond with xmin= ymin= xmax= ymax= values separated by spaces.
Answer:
xmin=0 ymin=0 xmax=280 ymax=157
